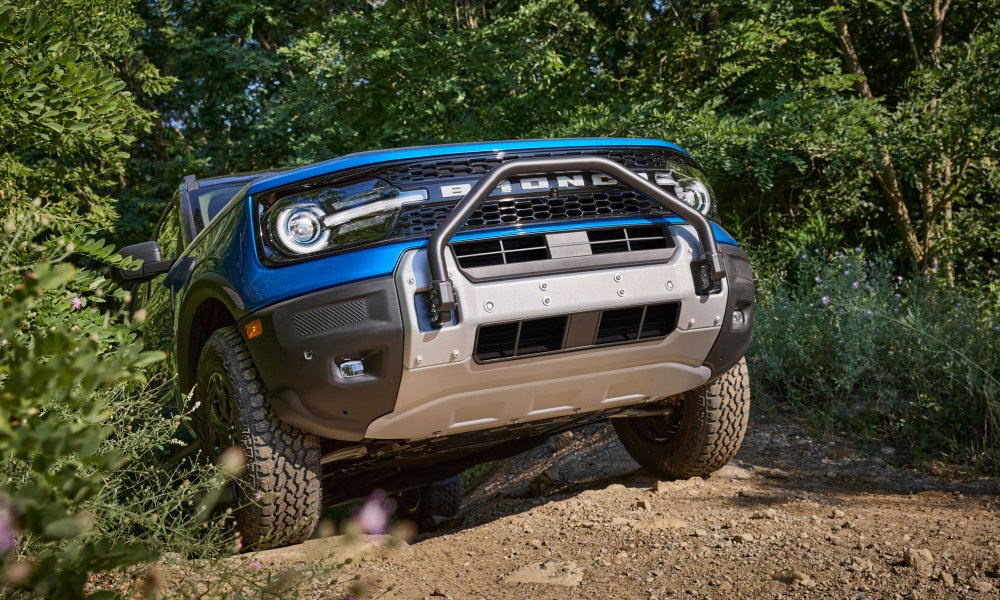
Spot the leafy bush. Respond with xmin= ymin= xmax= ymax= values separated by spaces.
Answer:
xmin=750 ymin=246 xmax=1000 ymax=469
xmin=0 ymin=205 xmax=163 ymax=597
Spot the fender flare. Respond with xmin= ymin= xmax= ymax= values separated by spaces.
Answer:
xmin=175 ymin=273 xmax=249 ymax=392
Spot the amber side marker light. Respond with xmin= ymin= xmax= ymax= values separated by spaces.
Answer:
xmin=244 ymin=319 xmax=263 ymax=340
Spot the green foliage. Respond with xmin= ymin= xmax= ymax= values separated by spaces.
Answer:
xmin=0 ymin=206 xmax=162 ymax=598
xmin=122 ymin=0 xmax=999 ymax=284
xmin=750 ymin=246 xmax=1000 ymax=468
xmin=0 ymin=0 xmax=169 ymax=232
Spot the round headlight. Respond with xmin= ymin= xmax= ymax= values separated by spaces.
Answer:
xmin=668 ymin=163 xmax=715 ymax=217
xmin=273 ymin=205 xmax=330 ymax=255
xmin=684 ymin=180 xmax=712 ymax=214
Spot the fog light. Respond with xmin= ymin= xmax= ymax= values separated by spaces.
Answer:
xmin=338 ymin=359 xmax=365 ymax=378
xmin=732 ymin=309 xmax=746 ymax=325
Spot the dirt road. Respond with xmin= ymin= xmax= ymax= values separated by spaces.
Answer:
xmin=271 ymin=420 xmax=1000 ymax=599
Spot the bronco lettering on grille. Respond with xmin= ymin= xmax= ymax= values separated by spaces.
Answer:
xmin=439 ymin=171 xmax=678 ymax=198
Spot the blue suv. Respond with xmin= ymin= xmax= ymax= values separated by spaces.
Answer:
xmin=118 ymin=138 xmax=755 ymax=549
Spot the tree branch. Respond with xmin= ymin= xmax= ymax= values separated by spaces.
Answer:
xmin=897 ymin=2 xmax=922 ymax=69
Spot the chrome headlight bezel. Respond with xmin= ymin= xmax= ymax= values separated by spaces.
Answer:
xmin=660 ymin=162 xmax=716 ymax=218
xmin=260 ymin=179 xmax=427 ymax=262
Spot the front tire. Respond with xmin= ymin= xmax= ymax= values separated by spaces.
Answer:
xmin=195 ymin=326 xmax=321 ymax=549
xmin=613 ymin=358 xmax=750 ymax=479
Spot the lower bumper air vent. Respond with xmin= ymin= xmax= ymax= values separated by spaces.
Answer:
xmin=453 ymin=235 xmax=548 ymax=268
xmin=474 ymin=302 xmax=679 ymax=363
xmin=453 ymin=225 xmax=674 ymax=273
xmin=474 ymin=316 xmax=568 ymax=361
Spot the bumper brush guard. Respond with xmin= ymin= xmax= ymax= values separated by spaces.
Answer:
xmin=426 ymin=156 xmax=727 ymax=327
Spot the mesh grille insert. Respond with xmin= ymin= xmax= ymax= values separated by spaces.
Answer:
xmin=394 ymin=189 xmax=667 ymax=238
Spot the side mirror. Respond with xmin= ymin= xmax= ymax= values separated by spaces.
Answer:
xmin=112 ymin=241 xmax=174 ymax=287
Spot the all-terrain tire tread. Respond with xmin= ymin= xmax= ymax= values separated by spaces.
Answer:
xmin=198 ymin=326 xmax=321 ymax=550
xmin=613 ymin=358 xmax=750 ymax=479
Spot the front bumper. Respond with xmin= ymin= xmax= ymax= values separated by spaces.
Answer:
xmin=241 ymin=225 xmax=754 ymax=442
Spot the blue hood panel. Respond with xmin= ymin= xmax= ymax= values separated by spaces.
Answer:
xmin=247 ymin=138 xmax=687 ymax=195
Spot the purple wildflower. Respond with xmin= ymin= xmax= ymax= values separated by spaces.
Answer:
xmin=0 ymin=339 xmax=8 ymax=347
xmin=852 ymin=281 xmax=859 ymax=289
xmin=956 ymin=302 xmax=963 ymax=308
xmin=854 ymin=247 xmax=862 ymax=253
xmin=894 ymin=293 xmax=901 ymax=299
xmin=865 ymin=310 xmax=873 ymax=317
xmin=0 ymin=504 xmax=17 ymax=555
xmin=355 ymin=490 xmax=396 ymax=535
xmin=821 ymin=296 xmax=830 ymax=306
xmin=249 ymin=560 xmax=262 ymax=572
xmin=893 ymin=307 xmax=900 ymax=314
xmin=70 ymin=296 xmax=82 ymax=310
xmin=993 ymin=326 xmax=1000 ymax=332
xmin=814 ymin=276 xmax=821 ymax=284
xmin=253 ymin=491 xmax=264 ymax=501
xmin=344 ymin=596 xmax=356 ymax=600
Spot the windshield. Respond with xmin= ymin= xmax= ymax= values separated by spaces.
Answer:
xmin=188 ymin=183 xmax=247 ymax=234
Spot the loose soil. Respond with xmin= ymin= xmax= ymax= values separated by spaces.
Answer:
xmin=253 ymin=419 xmax=1000 ymax=599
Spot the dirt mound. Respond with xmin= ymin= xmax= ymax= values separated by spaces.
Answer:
xmin=290 ymin=421 xmax=1000 ymax=599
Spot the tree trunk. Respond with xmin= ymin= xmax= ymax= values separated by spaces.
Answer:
xmin=827 ymin=0 xmax=925 ymax=266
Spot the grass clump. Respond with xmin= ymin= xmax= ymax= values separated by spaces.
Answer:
xmin=749 ymin=246 xmax=1000 ymax=471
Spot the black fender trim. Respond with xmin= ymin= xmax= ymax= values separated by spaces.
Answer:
xmin=238 ymin=276 xmax=404 ymax=441
xmin=176 ymin=273 xmax=249 ymax=391
xmin=703 ymin=245 xmax=755 ymax=378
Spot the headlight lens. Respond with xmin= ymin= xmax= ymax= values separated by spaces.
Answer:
xmin=661 ymin=163 xmax=716 ymax=217
xmin=265 ymin=180 xmax=427 ymax=258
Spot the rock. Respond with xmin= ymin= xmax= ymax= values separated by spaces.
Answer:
xmin=431 ymin=586 xmax=450 ymax=598
xmin=653 ymin=481 xmax=672 ymax=494
xmin=903 ymin=548 xmax=934 ymax=579
xmin=242 ymin=535 xmax=408 ymax=570
xmin=503 ymin=561 xmax=584 ymax=587
xmin=987 ymin=562 xmax=1000 ymax=578
xmin=712 ymin=464 xmax=754 ymax=480
xmin=528 ymin=466 xmax=561 ymax=496
xmin=825 ymin=470 xmax=838 ymax=479
xmin=734 ymin=533 xmax=755 ymax=543
xmin=694 ymin=529 xmax=708 ymax=537
xmin=607 ymin=483 xmax=627 ymax=492
xmin=969 ymin=577 xmax=995 ymax=593
xmin=639 ymin=518 xmax=688 ymax=531
xmin=939 ymin=572 xmax=954 ymax=588
xmin=718 ymin=581 xmax=733 ymax=592
xmin=634 ymin=500 xmax=652 ymax=511
xmin=832 ymin=509 xmax=846 ymax=519
xmin=773 ymin=568 xmax=814 ymax=587
xmin=752 ymin=508 xmax=778 ymax=520
xmin=529 ymin=539 xmax=543 ymax=549
xmin=765 ymin=468 xmax=790 ymax=480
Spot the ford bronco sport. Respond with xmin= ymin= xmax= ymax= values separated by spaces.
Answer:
xmin=117 ymin=138 xmax=755 ymax=549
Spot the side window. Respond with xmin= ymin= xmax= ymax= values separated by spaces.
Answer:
xmin=156 ymin=200 xmax=181 ymax=261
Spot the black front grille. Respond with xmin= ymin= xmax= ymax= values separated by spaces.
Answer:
xmin=394 ymin=189 xmax=667 ymax=237
xmin=474 ymin=302 xmax=679 ymax=363
xmin=380 ymin=148 xmax=684 ymax=187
